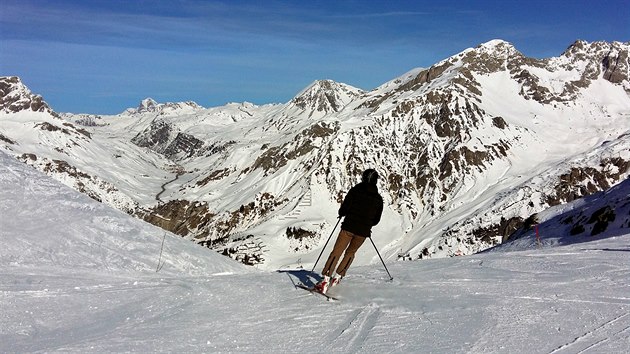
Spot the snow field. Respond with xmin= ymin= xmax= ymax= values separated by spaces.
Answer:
xmin=2 ymin=150 xmax=629 ymax=352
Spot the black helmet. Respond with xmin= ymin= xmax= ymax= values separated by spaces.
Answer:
xmin=361 ymin=169 xmax=379 ymax=185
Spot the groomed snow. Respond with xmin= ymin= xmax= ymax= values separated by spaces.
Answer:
xmin=2 ymin=151 xmax=629 ymax=352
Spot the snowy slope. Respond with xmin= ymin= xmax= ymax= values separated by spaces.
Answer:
xmin=1 ymin=149 xmax=629 ymax=352
xmin=0 ymin=150 xmax=249 ymax=276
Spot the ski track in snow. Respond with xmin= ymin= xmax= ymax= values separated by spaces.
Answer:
xmin=323 ymin=304 xmax=381 ymax=353
xmin=549 ymin=313 xmax=630 ymax=354
xmin=2 ymin=239 xmax=630 ymax=352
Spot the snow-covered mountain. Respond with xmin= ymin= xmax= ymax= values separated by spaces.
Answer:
xmin=289 ymin=79 xmax=364 ymax=116
xmin=1 ymin=39 xmax=629 ymax=269
xmin=2 ymin=147 xmax=629 ymax=352
xmin=123 ymin=97 xmax=203 ymax=115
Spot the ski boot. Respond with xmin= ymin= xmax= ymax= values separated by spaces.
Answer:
xmin=314 ymin=275 xmax=330 ymax=294
xmin=330 ymin=274 xmax=342 ymax=288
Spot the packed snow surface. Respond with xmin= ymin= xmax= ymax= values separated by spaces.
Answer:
xmin=1 ymin=151 xmax=629 ymax=352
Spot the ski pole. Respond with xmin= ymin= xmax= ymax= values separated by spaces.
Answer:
xmin=369 ymin=237 xmax=393 ymax=281
xmin=311 ymin=217 xmax=342 ymax=272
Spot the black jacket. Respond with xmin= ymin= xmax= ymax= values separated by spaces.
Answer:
xmin=338 ymin=182 xmax=383 ymax=237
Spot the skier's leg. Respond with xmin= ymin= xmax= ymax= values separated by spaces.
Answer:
xmin=321 ymin=230 xmax=352 ymax=277
xmin=335 ymin=234 xmax=366 ymax=277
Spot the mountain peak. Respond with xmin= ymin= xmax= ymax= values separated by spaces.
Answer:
xmin=560 ymin=40 xmax=630 ymax=85
xmin=139 ymin=97 xmax=159 ymax=112
xmin=124 ymin=98 xmax=203 ymax=115
xmin=562 ymin=39 xmax=630 ymax=58
xmin=290 ymin=79 xmax=363 ymax=114
xmin=469 ymin=39 xmax=520 ymax=59
xmin=478 ymin=39 xmax=514 ymax=49
xmin=295 ymin=79 xmax=354 ymax=96
xmin=0 ymin=76 xmax=57 ymax=115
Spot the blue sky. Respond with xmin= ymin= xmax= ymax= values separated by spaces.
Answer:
xmin=1 ymin=0 xmax=628 ymax=114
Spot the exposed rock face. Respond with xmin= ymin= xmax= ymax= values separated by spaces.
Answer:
xmin=0 ymin=76 xmax=58 ymax=116
xmin=16 ymin=153 xmax=138 ymax=213
xmin=35 ymin=121 xmax=91 ymax=140
xmin=545 ymin=156 xmax=630 ymax=206
xmin=162 ymin=132 xmax=204 ymax=159
xmin=132 ymin=119 xmax=172 ymax=150
xmin=432 ymin=148 xmax=630 ymax=259
xmin=138 ymin=199 xmax=215 ymax=237
xmin=505 ymin=177 xmax=630 ymax=245
xmin=0 ymin=133 xmax=16 ymax=145
xmin=291 ymin=80 xmax=363 ymax=115
xmin=251 ymin=121 xmax=338 ymax=174
xmin=563 ymin=40 xmax=630 ymax=84
xmin=513 ymin=40 xmax=630 ymax=103
xmin=131 ymin=119 xmax=205 ymax=159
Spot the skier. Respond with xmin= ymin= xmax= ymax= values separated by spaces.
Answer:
xmin=315 ymin=169 xmax=384 ymax=294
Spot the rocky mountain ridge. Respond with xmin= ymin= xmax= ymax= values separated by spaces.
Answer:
xmin=1 ymin=39 xmax=629 ymax=267
xmin=0 ymin=76 xmax=57 ymax=115
xmin=123 ymin=97 xmax=203 ymax=115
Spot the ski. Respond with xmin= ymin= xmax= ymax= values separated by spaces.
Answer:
xmin=296 ymin=283 xmax=338 ymax=301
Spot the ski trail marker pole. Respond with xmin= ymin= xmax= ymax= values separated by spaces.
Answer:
xmin=156 ymin=233 xmax=166 ymax=272
xmin=311 ymin=217 xmax=341 ymax=272
xmin=369 ymin=237 xmax=393 ymax=281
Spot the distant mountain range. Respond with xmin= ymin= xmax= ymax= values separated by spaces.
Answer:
xmin=1 ymin=39 xmax=629 ymax=268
